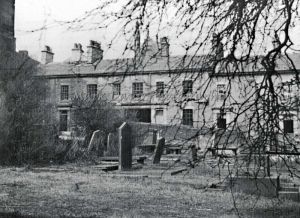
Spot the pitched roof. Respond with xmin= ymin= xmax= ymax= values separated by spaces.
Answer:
xmin=216 ymin=53 xmax=300 ymax=74
xmin=40 ymin=54 xmax=212 ymax=77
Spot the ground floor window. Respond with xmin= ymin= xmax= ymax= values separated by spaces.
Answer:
xmin=217 ymin=113 xmax=226 ymax=129
xmin=182 ymin=109 xmax=193 ymax=126
xmin=283 ymin=119 xmax=294 ymax=134
xmin=126 ymin=108 xmax=151 ymax=123
xmin=59 ymin=110 xmax=68 ymax=131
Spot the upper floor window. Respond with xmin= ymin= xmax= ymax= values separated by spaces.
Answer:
xmin=132 ymin=82 xmax=143 ymax=98
xmin=182 ymin=80 xmax=193 ymax=96
xmin=156 ymin=82 xmax=164 ymax=97
xmin=113 ymin=83 xmax=121 ymax=96
xmin=217 ymin=84 xmax=226 ymax=100
xmin=87 ymin=84 xmax=97 ymax=97
xmin=182 ymin=109 xmax=193 ymax=126
xmin=61 ymin=85 xmax=69 ymax=100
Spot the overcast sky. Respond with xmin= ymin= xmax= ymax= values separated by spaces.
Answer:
xmin=15 ymin=0 xmax=300 ymax=62
xmin=16 ymin=0 xmax=114 ymax=62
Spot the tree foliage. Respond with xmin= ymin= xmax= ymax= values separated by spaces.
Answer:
xmin=0 ymin=51 xmax=54 ymax=164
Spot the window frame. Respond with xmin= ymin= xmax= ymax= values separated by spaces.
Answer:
xmin=182 ymin=80 xmax=193 ymax=96
xmin=156 ymin=81 xmax=165 ymax=97
xmin=132 ymin=82 xmax=143 ymax=98
xmin=217 ymin=112 xmax=227 ymax=129
xmin=283 ymin=119 xmax=294 ymax=134
xmin=113 ymin=83 xmax=121 ymax=96
xmin=59 ymin=110 xmax=68 ymax=132
xmin=60 ymin=85 xmax=69 ymax=101
xmin=217 ymin=83 xmax=226 ymax=100
xmin=182 ymin=109 xmax=193 ymax=126
xmin=87 ymin=84 xmax=98 ymax=97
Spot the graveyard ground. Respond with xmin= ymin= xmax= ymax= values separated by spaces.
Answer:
xmin=0 ymin=164 xmax=299 ymax=218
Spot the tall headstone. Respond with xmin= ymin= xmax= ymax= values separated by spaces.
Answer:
xmin=118 ymin=123 xmax=132 ymax=170
xmin=153 ymin=138 xmax=165 ymax=164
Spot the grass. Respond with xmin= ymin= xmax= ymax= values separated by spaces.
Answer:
xmin=0 ymin=165 xmax=299 ymax=217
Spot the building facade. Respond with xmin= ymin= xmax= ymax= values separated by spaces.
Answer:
xmin=39 ymin=38 xmax=300 ymax=152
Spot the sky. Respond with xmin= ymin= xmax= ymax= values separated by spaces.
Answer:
xmin=16 ymin=0 xmax=115 ymax=62
xmin=15 ymin=0 xmax=203 ymax=62
xmin=15 ymin=0 xmax=300 ymax=62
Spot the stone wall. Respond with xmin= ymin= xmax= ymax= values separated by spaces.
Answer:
xmin=129 ymin=122 xmax=211 ymax=149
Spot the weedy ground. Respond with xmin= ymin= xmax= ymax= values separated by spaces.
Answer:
xmin=0 ymin=164 xmax=299 ymax=218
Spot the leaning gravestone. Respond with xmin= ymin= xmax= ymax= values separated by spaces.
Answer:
xmin=88 ymin=130 xmax=105 ymax=156
xmin=118 ymin=122 xmax=132 ymax=170
xmin=153 ymin=138 xmax=165 ymax=164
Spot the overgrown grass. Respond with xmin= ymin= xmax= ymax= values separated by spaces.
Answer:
xmin=0 ymin=166 xmax=299 ymax=217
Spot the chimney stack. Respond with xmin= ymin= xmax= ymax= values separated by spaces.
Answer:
xmin=41 ymin=46 xmax=54 ymax=64
xmin=71 ymin=43 xmax=83 ymax=63
xmin=160 ymin=37 xmax=169 ymax=57
xmin=212 ymin=34 xmax=224 ymax=60
xmin=87 ymin=40 xmax=103 ymax=63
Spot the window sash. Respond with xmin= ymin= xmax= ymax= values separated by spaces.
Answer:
xmin=59 ymin=111 xmax=68 ymax=131
xmin=87 ymin=84 xmax=97 ymax=97
xmin=132 ymin=83 xmax=143 ymax=98
xmin=182 ymin=109 xmax=193 ymax=126
xmin=61 ymin=85 xmax=69 ymax=100
xmin=283 ymin=120 xmax=294 ymax=134
xmin=113 ymin=83 xmax=121 ymax=96
xmin=156 ymin=82 xmax=164 ymax=96
xmin=183 ymin=80 xmax=193 ymax=95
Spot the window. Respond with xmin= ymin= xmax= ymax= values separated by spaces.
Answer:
xmin=59 ymin=110 xmax=68 ymax=131
xmin=217 ymin=84 xmax=226 ymax=100
xmin=61 ymin=85 xmax=69 ymax=100
xmin=182 ymin=109 xmax=193 ymax=126
xmin=132 ymin=82 xmax=143 ymax=98
xmin=87 ymin=84 xmax=97 ymax=97
xmin=126 ymin=109 xmax=151 ymax=123
xmin=284 ymin=120 xmax=294 ymax=134
xmin=155 ymin=109 xmax=164 ymax=124
xmin=217 ymin=113 xmax=226 ymax=129
xmin=113 ymin=83 xmax=121 ymax=96
xmin=156 ymin=82 xmax=164 ymax=97
xmin=182 ymin=80 xmax=193 ymax=96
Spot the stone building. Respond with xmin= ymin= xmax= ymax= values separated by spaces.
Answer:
xmin=39 ymin=36 xmax=300 ymax=153
xmin=40 ymin=39 xmax=214 ymax=132
xmin=0 ymin=0 xmax=15 ymax=52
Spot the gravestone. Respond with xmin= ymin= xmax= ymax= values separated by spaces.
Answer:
xmin=88 ymin=130 xmax=105 ymax=156
xmin=105 ymin=132 xmax=119 ymax=156
xmin=153 ymin=138 xmax=165 ymax=164
xmin=118 ymin=122 xmax=132 ymax=170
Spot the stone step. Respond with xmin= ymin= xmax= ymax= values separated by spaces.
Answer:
xmin=278 ymin=191 xmax=300 ymax=202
